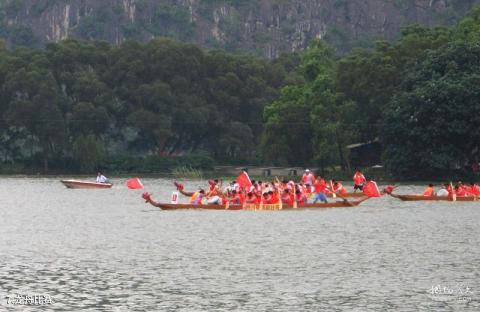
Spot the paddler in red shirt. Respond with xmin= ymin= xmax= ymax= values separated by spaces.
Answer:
xmin=245 ymin=192 xmax=258 ymax=205
xmin=269 ymin=190 xmax=279 ymax=204
xmin=262 ymin=192 xmax=272 ymax=204
xmin=295 ymin=190 xmax=307 ymax=205
xmin=230 ymin=190 xmax=242 ymax=205
xmin=207 ymin=179 xmax=221 ymax=197
xmin=353 ymin=170 xmax=366 ymax=192
xmin=281 ymin=189 xmax=294 ymax=206
xmin=423 ymin=184 xmax=435 ymax=196
xmin=466 ymin=182 xmax=480 ymax=196
xmin=455 ymin=185 xmax=467 ymax=197
xmin=313 ymin=177 xmax=328 ymax=203
xmin=331 ymin=180 xmax=348 ymax=195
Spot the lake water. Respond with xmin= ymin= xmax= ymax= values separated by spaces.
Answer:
xmin=0 ymin=177 xmax=479 ymax=311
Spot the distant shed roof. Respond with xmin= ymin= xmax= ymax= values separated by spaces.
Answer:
xmin=346 ymin=139 xmax=380 ymax=150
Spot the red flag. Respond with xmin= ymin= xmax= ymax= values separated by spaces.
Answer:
xmin=127 ymin=178 xmax=144 ymax=190
xmin=363 ymin=181 xmax=381 ymax=197
xmin=236 ymin=171 xmax=252 ymax=189
xmin=174 ymin=181 xmax=184 ymax=191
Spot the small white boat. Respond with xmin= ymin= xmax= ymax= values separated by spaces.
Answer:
xmin=60 ymin=179 xmax=113 ymax=189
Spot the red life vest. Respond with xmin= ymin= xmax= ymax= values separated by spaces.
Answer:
xmin=246 ymin=196 xmax=257 ymax=204
xmin=333 ymin=182 xmax=347 ymax=195
xmin=314 ymin=179 xmax=327 ymax=193
xmin=465 ymin=186 xmax=478 ymax=196
xmin=456 ymin=187 xmax=467 ymax=197
xmin=353 ymin=172 xmax=366 ymax=185
xmin=473 ymin=185 xmax=480 ymax=195
xmin=271 ymin=193 xmax=279 ymax=204
xmin=423 ymin=187 xmax=434 ymax=196
xmin=281 ymin=193 xmax=294 ymax=205
xmin=295 ymin=193 xmax=306 ymax=205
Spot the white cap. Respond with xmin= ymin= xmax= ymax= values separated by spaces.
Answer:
xmin=305 ymin=169 xmax=310 ymax=172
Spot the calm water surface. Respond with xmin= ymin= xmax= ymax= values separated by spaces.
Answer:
xmin=0 ymin=177 xmax=479 ymax=311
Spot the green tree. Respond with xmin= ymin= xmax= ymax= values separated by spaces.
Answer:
xmin=127 ymin=109 xmax=171 ymax=153
xmin=382 ymin=42 xmax=480 ymax=178
xmin=262 ymin=40 xmax=353 ymax=169
xmin=72 ymin=134 xmax=105 ymax=172
xmin=70 ymin=102 xmax=109 ymax=136
xmin=336 ymin=25 xmax=450 ymax=142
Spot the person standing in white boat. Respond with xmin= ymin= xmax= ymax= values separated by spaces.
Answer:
xmin=96 ymin=172 xmax=109 ymax=184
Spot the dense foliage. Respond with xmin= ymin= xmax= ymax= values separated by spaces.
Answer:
xmin=263 ymin=8 xmax=480 ymax=179
xmin=1 ymin=7 xmax=480 ymax=178
xmin=0 ymin=38 xmax=298 ymax=172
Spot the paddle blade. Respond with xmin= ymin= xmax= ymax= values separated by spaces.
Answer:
xmin=127 ymin=178 xmax=144 ymax=190
xmin=363 ymin=181 xmax=381 ymax=197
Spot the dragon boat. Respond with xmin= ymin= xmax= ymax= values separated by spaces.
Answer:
xmin=388 ymin=193 xmax=479 ymax=201
xmin=142 ymin=192 xmax=369 ymax=210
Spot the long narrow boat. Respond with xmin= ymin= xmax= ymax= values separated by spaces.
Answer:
xmin=142 ymin=193 xmax=369 ymax=210
xmin=61 ymin=179 xmax=113 ymax=189
xmin=389 ymin=193 xmax=479 ymax=202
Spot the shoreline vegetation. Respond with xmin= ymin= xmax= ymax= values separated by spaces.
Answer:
xmin=0 ymin=161 xmax=477 ymax=183
xmin=1 ymin=8 xmax=480 ymax=180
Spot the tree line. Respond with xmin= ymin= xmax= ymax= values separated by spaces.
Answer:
xmin=0 ymin=37 xmax=300 ymax=173
xmin=1 ymin=7 xmax=480 ymax=178
xmin=263 ymin=8 xmax=480 ymax=179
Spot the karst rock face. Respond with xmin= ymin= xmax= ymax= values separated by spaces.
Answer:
xmin=1 ymin=0 xmax=479 ymax=57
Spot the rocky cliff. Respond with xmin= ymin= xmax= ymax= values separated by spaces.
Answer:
xmin=1 ymin=0 xmax=479 ymax=57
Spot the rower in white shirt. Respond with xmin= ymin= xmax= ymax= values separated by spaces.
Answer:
xmin=96 ymin=172 xmax=109 ymax=184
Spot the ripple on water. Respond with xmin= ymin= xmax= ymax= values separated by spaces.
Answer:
xmin=0 ymin=178 xmax=479 ymax=311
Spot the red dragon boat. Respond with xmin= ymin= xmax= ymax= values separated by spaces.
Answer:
xmin=60 ymin=179 xmax=113 ymax=189
xmin=142 ymin=192 xmax=369 ymax=210
xmin=388 ymin=193 xmax=479 ymax=202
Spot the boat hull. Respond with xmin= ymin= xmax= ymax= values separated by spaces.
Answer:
xmin=389 ymin=193 xmax=479 ymax=201
xmin=151 ymin=198 xmax=369 ymax=210
xmin=327 ymin=192 xmax=365 ymax=198
xmin=61 ymin=179 xmax=113 ymax=189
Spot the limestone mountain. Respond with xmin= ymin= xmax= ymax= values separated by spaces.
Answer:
xmin=1 ymin=0 xmax=479 ymax=57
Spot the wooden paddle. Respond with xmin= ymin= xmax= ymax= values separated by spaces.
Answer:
xmin=293 ymin=185 xmax=298 ymax=209
xmin=225 ymin=191 xmax=230 ymax=209
xmin=450 ymin=182 xmax=456 ymax=202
